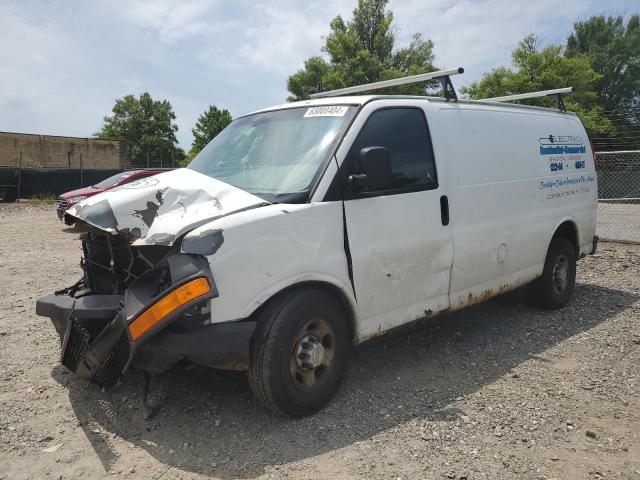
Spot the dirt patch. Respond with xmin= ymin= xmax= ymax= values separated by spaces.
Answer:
xmin=1 ymin=203 xmax=639 ymax=479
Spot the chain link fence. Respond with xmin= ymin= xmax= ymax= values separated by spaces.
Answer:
xmin=0 ymin=147 xmax=178 ymax=201
xmin=0 ymin=132 xmax=180 ymax=202
xmin=0 ymin=133 xmax=183 ymax=201
xmin=596 ymin=150 xmax=640 ymax=243
xmin=121 ymin=149 xmax=184 ymax=170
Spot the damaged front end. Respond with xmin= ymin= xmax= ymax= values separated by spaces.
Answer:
xmin=37 ymin=169 xmax=268 ymax=387
xmin=37 ymin=231 xmax=218 ymax=387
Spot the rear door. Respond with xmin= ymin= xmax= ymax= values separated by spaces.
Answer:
xmin=340 ymin=102 xmax=453 ymax=339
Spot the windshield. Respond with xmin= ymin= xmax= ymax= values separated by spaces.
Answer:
xmin=187 ymin=106 xmax=355 ymax=200
xmin=93 ymin=172 xmax=133 ymax=189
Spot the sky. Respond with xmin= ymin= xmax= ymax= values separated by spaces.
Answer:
xmin=0 ymin=0 xmax=637 ymax=149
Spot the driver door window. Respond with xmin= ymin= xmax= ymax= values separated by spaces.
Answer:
xmin=348 ymin=107 xmax=437 ymax=193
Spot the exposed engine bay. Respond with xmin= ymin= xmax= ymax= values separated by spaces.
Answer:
xmin=80 ymin=231 xmax=169 ymax=295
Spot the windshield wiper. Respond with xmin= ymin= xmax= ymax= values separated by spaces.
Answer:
xmin=252 ymin=190 xmax=309 ymax=204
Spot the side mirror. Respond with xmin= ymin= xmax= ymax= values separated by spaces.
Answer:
xmin=349 ymin=146 xmax=392 ymax=191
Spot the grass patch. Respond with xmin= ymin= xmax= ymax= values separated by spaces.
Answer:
xmin=25 ymin=195 xmax=57 ymax=205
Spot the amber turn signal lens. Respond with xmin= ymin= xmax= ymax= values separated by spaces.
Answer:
xmin=128 ymin=277 xmax=210 ymax=341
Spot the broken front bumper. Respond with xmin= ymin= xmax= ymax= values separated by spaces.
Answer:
xmin=36 ymin=252 xmax=255 ymax=387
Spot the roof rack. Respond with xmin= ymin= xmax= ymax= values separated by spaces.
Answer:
xmin=309 ymin=67 xmax=465 ymax=101
xmin=478 ymin=87 xmax=573 ymax=111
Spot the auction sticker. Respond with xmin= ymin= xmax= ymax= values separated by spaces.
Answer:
xmin=304 ymin=106 xmax=349 ymax=117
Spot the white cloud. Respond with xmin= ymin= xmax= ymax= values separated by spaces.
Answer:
xmin=0 ymin=6 xmax=72 ymax=136
xmin=238 ymin=4 xmax=330 ymax=73
xmin=119 ymin=0 xmax=218 ymax=42
xmin=391 ymin=0 xmax=596 ymax=85
xmin=0 ymin=7 xmax=65 ymax=101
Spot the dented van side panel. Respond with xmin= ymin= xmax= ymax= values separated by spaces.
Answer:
xmin=330 ymin=99 xmax=454 ymax=341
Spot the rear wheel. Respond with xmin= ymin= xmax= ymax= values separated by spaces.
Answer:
xmin=248 ymin=288 xmax=350 ymax=417
xmin=527 ymin=237 xmax=576 ymax=309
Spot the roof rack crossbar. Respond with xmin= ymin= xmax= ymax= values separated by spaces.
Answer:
xmin=479 ymin=87 xmax=573 ymax=111
xmin=309 ymin=67 xmax=464 ymax=100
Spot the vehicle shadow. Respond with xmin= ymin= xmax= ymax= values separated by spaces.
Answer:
xmin=51 ymin=282 xmax=638 ymax=478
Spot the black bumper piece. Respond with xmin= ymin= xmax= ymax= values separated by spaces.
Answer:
xmin=36 ymin=294 xmax=131 ymax=386
xmin=131 ymin=321 xmax=256 ymax=372
xmin=37 ymin=293 xmax=255 ymax=378
xmin=36 ymin=294 xmax=122 ymax=338
xmin=36 ymin=252 xmax=228 ymax=387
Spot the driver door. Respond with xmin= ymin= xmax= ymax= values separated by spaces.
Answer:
xmin=341 ymin=104 xmax=453 ymax=339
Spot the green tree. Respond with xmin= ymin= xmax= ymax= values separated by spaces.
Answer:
xmin=462 ymin=35 xmax=613 ymax=133
xmin=96 ymin=92 xmax=185 ymax=168
xmin=189 ymin=105 xmax=232 ymax=158
xmin=566 ymin=14 xmax=640 ymax=150
xmin=287 ymin=0 xmax=437 ymax=101
xmin=566 ymin=15 xmax=640 ymax=115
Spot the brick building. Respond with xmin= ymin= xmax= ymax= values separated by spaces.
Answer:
xmin=0 ymin=131 xmax=123 ymax=169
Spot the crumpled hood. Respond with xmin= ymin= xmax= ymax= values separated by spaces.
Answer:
xmin=66 ymin=168 xmax=269 ymax=246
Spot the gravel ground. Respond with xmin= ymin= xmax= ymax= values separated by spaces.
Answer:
xmin=1 ymin=202 xmax=639 ymax=480
xmin=597 ymin=203 xmax=640 ymax=243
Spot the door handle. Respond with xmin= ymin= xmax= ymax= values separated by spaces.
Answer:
xmin=440 ymin=195 xmax=449 ymax=226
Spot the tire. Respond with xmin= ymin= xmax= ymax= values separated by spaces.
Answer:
xmin=248 ymin=288 xmax=350 ymax=417
xmin=527 ymin=237 xmax=576 ymax=310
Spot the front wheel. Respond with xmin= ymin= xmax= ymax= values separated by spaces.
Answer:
xmin=248 ymin=288 xmax=350 ymax=417
xmin=527 ymin=237 xmax=576 ymax=309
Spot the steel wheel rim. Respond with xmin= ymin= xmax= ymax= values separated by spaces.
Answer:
xmin=290 ymin=318 xmax=335 ymax=392
xmin=552 ymin=254 xmax=569 ymax=294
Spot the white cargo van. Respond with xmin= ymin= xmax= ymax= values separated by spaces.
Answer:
xmin=37 ymin=69 xmax=598 ymax=417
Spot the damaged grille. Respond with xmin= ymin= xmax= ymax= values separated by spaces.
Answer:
xmin=91 ymin=332 xmax=131 ymax=387
xmin=56 ymin=197 xmax=69 ymax=209
xmin=61 ymin=319 xmax=91 ymax=372
xmin=81 ymin=232 xmax=169 ymax=295
xmin=61 ymin=317 xmax=131 ymax=388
